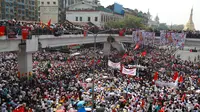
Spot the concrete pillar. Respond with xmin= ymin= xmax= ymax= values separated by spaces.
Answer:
xmin=103 ymin=42 xmax=111 ymax=56
xmin=18 ymin=44 xmax=33 ymax=75
xmin=17 ymin=37 xmax=38 ymax=76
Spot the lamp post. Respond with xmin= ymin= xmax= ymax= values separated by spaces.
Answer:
xmin=86 ymin=29 xmax=111 ymax=112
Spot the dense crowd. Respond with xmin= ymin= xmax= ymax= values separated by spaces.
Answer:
xmin=0 ymin=43 xmax=200 ymax=112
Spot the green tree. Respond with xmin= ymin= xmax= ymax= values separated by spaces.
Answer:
xmin=170 ymin=24 xmax=184 ymax=31
xmin=105 ymin=15 xmax=146 ymax=29
xmin=157 ymin=23 xmax=169 ymax=30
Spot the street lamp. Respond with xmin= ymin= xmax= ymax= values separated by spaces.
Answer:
xmin=86 ymin=29 xmax=111 ymax=112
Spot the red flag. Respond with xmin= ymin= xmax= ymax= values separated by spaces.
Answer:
xmin=17 ymin=72 xmax=20 ymax=78
xmin=119 ymin=29 xmax=126 ymax=36
xmin=181 ymin=94 xmax=186 ymax=102
xmin=159 ymin=107 xmax=165 ymax=112
xmin=134 ymin=43 xmax=140 ymax=50
xmin=178 ymin=76 xmax=183 ymax=83
xmin=67 ymin=59 xmax=71 ymax=63
xmin=96 ymin=59 xmax=101 ymax=64
xmin=173 ymin=71 xmax=179 ymax=81
xmin=22 ymin=28 xmax=29 ymax=40
xmin=90 ymin=59 xmax=94 ymax=66
xmin=140 ymin=99 xmax=145 ymax=108
xmin=198 ymin=78 xmax=200 ymax=83
xmin=153 ymin=72 xmax=158 ymax=81
xmin=141 ymin=51 xmax=147 ymax=57
xmin=0 ymin=26 xmax=5 ymax=36
xmin=13 ymin=106 xmax=25 ymax=112
xmin=122 ymin=54 xmax=128 ymax=58
xmin=47 ymin=19 xmax=51 ymax=27
xmin=84 ymin=30 xmax=88 ymax=37
xmin=76 ymin=73 xmax=79 ymax=79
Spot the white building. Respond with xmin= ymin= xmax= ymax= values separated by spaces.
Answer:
xmin=65 ymin=0 xmax=99 ymax=6
xmin=66 ymin=1 xmax=123 ymax=27
xmin=147 ymin=9 xmax=159 ymax=27
xmin=39 ymin=0 xmax=59 ymax=24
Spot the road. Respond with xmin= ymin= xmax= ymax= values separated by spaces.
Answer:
xmin=175 ymin=50 xmax=200 ymax=62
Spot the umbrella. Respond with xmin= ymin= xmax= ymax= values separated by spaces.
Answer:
xmin=77 ymin=101 xmax=85 ymax=107
xmin=109 ymin=92 xmax=115 ymax=96
xmin=85 ymin=108 xmax=92 ymax=111
xmin=103 ymin=76 xmax=108 ymax=78
xmin=86 ymin=78 xmax=92 ymax=82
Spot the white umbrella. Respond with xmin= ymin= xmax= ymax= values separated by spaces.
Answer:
xmin=103 ymin=76 xmax=108 ymax=78
xmin=70 ymin=52 xmax=80 ymax=57
xmin=86 ymin=78 xmax=92 ymax=82
xmin=196 ymin=90 xmax=200 ymax=93
xmin=109 ymin=92 xmax=115 ymax=96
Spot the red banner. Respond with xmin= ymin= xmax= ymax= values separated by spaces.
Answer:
xmin=0 ymin=26 xmax=5 ymax=36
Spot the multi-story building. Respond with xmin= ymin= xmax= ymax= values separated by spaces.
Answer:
xmin=0 ymin=0 xmax=38 ymax=21
xmin=58 ymin=0 xmax=99 ymax=22
xmin=66 ymin=1 xmax=123 ymax=27
xmin=39 ymin=0 xmax=59 ymax=23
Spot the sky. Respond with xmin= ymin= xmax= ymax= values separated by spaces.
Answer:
xmin=100 ymin=0 xmax=200 ymax=30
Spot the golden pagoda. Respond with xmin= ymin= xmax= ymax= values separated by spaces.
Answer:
xmin=184 ymin=8 xmax=195 ymax=31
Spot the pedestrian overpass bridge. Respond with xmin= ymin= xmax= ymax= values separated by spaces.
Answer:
xmin=0 ymin=34 xmax=199 ymax=74
xmin=0 ymin=34 xmax=199 ymax=52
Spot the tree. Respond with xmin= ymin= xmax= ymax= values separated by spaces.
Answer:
xmin=170 ymin=24 xmax=184 ymax=31
xmin=157 ymin=23 xmax=169 ymax=30
xmin=105 ymin=15 xmax=146 ymax=29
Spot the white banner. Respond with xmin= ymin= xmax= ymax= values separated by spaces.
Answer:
xmin=122 ymin=66 xmax=137 ymax=76
xmin=155 ymin=80 xmax=178 ymax=88
xmin=108 ymin=60 xmax=121 ymax=69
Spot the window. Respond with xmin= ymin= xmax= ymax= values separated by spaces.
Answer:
xmin=47 ymin=2 xmax=50 ymax=4
xmin=80 ymin=17 xmax=82 ymax=21
xmin=53 ymin=2 xmax=56 ymax=4
xmin=41 ymin=2 xmax=44 ymax=4
xmin=88 ymin=17 xmax=90 ymax=21
xmin=95 ymin=17 xmax=98 ymax=21
xmin=76 ymin=17 xmax=78 ymax=21
xmin=101 ymin=15 xmax=103 ymax=22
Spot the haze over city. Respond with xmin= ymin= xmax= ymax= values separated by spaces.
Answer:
xmin=101 ymin=0 xmax=200 ymax=30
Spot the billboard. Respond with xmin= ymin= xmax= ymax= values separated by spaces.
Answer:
xmin=114 ymin=3 xmax=124 ymax=15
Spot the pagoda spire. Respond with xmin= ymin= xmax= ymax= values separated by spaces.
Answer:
xmin=184 ymin=7 xmax=195 ymax=31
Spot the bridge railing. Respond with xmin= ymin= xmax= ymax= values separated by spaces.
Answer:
xmin=1 ymin=25 xmax=200 ymax=39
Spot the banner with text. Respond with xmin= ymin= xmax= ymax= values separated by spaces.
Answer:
xmin=132 ymin=31 xmax=155 ymax=45
xmin=108 ymin=60 xmax=121 ymax=69
xmin=160 ymin=31 xmax=186 ymax=48
xmin=122 ymin=66 xmax=137 ymax=76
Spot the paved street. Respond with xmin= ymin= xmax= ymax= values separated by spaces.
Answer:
xmin=176 ymin=50 xmax=200 ymax=62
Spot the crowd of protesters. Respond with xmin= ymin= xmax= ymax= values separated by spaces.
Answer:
xmin=0 ymin=41 xmax=200 ymax=112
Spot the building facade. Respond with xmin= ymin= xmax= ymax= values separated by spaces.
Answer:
xmin=66 ymin=10 xmax=123 ymax=27
xmin=39 ymin=0 xmax=59 ymax=23
xmin=66 ymin=1 xmax=123 ymax=27
xmin=147 ymin=9 xmax=159 ymax=27
xmin=0 ymin=0 xmax=38 ymax=21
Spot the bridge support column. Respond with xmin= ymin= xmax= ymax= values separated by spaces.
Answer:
xmin=103 ymin=42 xmax=111 ymax=56
xmin=18 ymin=44 xmax=33 ymax=76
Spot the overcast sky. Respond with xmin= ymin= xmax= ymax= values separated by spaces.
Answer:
xmin=100 ymin=0 xmax=200 ymax=30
